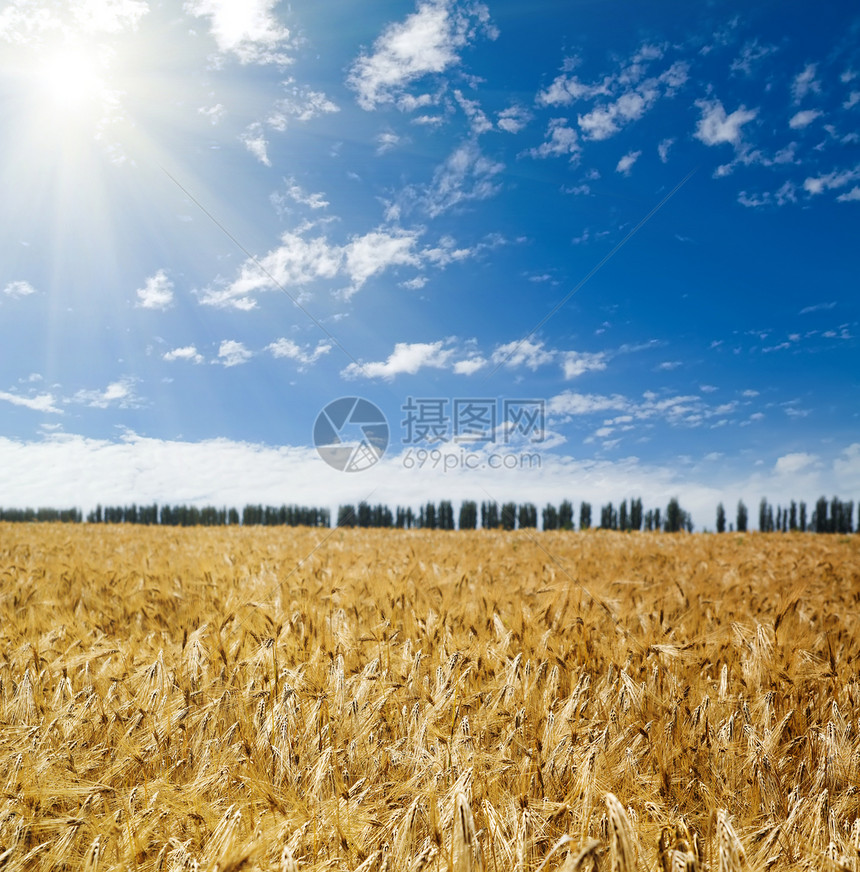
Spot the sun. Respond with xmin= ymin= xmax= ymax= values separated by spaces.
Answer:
xmin=34 ymin=43 xmax=108 ymax=112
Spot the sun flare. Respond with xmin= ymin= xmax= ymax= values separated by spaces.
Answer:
xmin=35 ymin=44 xmax=107 ymax=111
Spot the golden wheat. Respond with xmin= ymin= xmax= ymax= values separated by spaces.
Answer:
xmin=0 ymin=524 xmax=858 ymax=871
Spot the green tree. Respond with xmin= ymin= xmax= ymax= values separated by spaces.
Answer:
xmin=437 ymin=500 xmax=455 ymax=530
xmin=558 ymin=500 xmax=574 ymax=530
xmin=481 ymin=501 xmax=499 ymax=529
xmin=542 ymin=503 xmax=559 ymax=530
xmin=716 ymin=502 xmax=726 ymax=533
xmin=630 ymin=498 xmax=643 ymax=531
xmin=579 ymin=502 xmax=592 ymax=530
xmin=600 ymin=502 xmax=615 ymax=529
xmin=813 ymin=496 xmax=828 ymax=533
xmin=336 ymin=505 xmax=356 ymax=527
xmin=664 ymin=497 xmax=684 ymax=533
xmin=736 ymin=500 xmax=748 ymax=533
xmin=458 ymin=501 xmax=478 ymax=530
xmin=518 ymin=503 xmax=537 ymax=529
xmin=759 ymin=498 xmax=769 ymax=532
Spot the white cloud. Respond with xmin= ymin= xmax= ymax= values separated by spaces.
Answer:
xmin=713 ymin=141 xmax=798 ymax=179
xmin=271 ymin=177 xmax=329 ymax=212
xmin=268 ymin=81 xmax=339 ymax=129
xmin=343 ymin=230 xmax=422 ymax=297
xmin=199 ymin=225 xmax=465 ymax=308
xmin=657 ymin=138 xmax=674 ymax=163
xmin=184 ymin=0 xmax=293 ymax=65
xmin=789 ymin=109 xmax=822 ymax=129
xmin=1 ymin=431 xmax=857 ymax=533
xmin=452 ymin=356 xmax=486 ymax=375
xmin=240 ymin=122 xmax=271 ymax=166
xmin=791 ymin=63 xmax=820 ymax=103
xmin=422 ymin=234 xmax=482 ymax=265
xmin=737 ymin=181 xmax=797 ymax=208
xmin=730 ymin=40 xmax=777 ymax=76
xmin=836 ymin=186 xmax=860 ymax=202
xmin=0 ymin=0 xmax=148 ymax=43
xmin=774 ymin=452 xmax=817 ymax=475
xmin=834 ymin=443 xmax=860 ymax=482
xmin=0 ymin=433 xmax=328 ymax=513
xmin=411 ymin=114 xmax=446 ymax=126
xmin=497 ymin=104 xmax=530 ymax=133
xmin=563 ymin=184 xmax=591 ymax=196
xmin=557 ymin=60 xmax=689 ymax=142
xmin=550 ymin=387 xmax=754 ymax=440
xmin=163 ymin=345 xmax=204 ymax=364
xmin=347 ymin=0 xmax=497 ymax=110
xmin=2 ymin=280 xmax=37 ymax=299
xmin=135 ymin=270 xmax=174 ymax=310
xmin=423 ymin=139 xmax=504 ymax=216
xmin=198 ymin=103 xmax=225 ymax=125
xmin=561 ymin=351 xmax=607 ymax=379
xmin=198 ymin=233 xmax=341 ymax=309
xmin=72 ymin=0 xmax=149 ymax=34
xmin=524 ymin=118 xmax=580 ymax=160
xmin=266 ymin=338 xmax=331 ymax=367
xmin=578 ymin=91 xmax=646 ymax=140
xmin=845 ymin=91 xmax=860 ymax=110
xmin=334 ymin=336 xmax=607 ymax=380
xmin=342 ymin=340 xmax=454 ymax=380
xmin=656 ymin=360 xmax=682 ymax=371
xmin=376 ymin=131 xmax=401 ymax=154
xmin=803 ymin=165 xmax=860 ymax=195
xmin=0 ymin=432 xmax=708 ymax=529
xmin=491 ymin=339 xmax=554 ymax=371
xmin=217 ymin=340 xmax=252 ymax=367
xmin=454 ymin=89 xmax=492 ymax=134
xmin=398 ymin=93 xmax=438 ymax=112
xmin=400 ymin=276 xmax=428 ymax=290
xmin=548 ymin=391 xmax=628 ymax=416
xmin=74 ymin=377 xmax=139 ymax=409
xmin=798 ymin=301 xmax=835 ymax=315
xmin=538 ymin=74 xmax=610 ymax=106
xmin=694 ymin=99 xmax=757 ymax=147
xmin=615 ymin=149 xmax=641 ymax=176
xmin=0 ymin=390 xmax=61 ymax=414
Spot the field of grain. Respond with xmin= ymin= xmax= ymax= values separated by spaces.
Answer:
xmin=0 ymin=524 xmax=858 ymax=872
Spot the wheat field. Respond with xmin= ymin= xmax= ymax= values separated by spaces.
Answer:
xmin=0 ymin=524 xmax=858 ymax=871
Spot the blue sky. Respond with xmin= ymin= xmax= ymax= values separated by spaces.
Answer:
xmin=0 ymin=0 xmax=858 ymax=527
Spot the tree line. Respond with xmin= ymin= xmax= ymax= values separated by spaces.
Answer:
xmin=0 ymin=503 xmax=330 ymax=527
xmin=336 ymin=497 xmax=694 ymax=531
xmin=1 ymin=495 xmax=856 ymax=532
